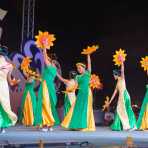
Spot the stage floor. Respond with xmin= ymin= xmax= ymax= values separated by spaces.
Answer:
xmin=0 ymin=125 xmax=148 ymax=147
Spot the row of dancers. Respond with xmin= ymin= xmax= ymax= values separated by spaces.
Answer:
xmin=0 ymin=45 xmax=147 ymax=134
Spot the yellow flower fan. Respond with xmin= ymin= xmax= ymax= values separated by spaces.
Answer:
xmin=35 ymin=31 xmax=56 ymax=50
xmin=21 ymin=57 xmax=41 ymax=81
xmin=21 ymin=57 xmax=31 ymax=71
xmin=140 ymin=56 xmax=148 ymax=72
xmin=113 ymin=48 xmax=127 ymax=66
xmin=102 ymin=96 xmax=110 ymax=111
xmin=81 ymin=45 xmax=99 ymax=55
xmin=90 ymin=74 xmax=103 ymax=90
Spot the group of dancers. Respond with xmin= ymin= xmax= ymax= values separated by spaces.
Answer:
xmin=0 ymin=42 xmax=147 ymax=134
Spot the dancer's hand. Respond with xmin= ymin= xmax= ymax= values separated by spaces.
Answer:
xmin=10 ymin=78 xmax=20 ymax=86
xmin=109 ymin=99 xmax=112 ymax=105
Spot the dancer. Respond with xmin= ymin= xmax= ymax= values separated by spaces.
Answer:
xmin=109 ymin=62 xmax=137 ymax=131
xmin=61 ymin=54 xmax=96 ymax=131
xmin=34 ymin=49 xmax=60 ymax=131
xmin=0 ymin=46 xmax=18 ymax=133
xmin=137 ymin=71 xmax=148 ymax=130
xmin=57 ymin=71 xmax=77 ymax=117
xmin=19 ymin=57 xmax=40 ymax=126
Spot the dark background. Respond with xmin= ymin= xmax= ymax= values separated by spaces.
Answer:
xmin=0 ymin=0 xmax=147 ymax=109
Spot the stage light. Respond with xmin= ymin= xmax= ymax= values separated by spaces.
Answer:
xmin=0 ymin=27 xmax=2 ymax=41
xmin=0 ymin=8 xmax=7 ymax=40
xmin=0 ymin=8 xmax=7 ymax=21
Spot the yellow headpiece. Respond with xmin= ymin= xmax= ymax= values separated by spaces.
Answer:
xmin=76 ymin=62 xmax=86 ymax=68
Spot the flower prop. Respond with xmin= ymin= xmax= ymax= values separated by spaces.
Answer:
xmin=90 ymin=74 xmax=103 ymax=90
xmin=102 ymin=96 xmax=110 ymax=111
xmin=81 ymin=45 xmax=99 ymax=55
xmin=21 ymin=57 xmax=41 ymax=81
xmin=35 ymin=31 xmax=56 ymax=50
xmin=140 ymin=56 xmax=148 ymax=72
xmin=113 ymin=48 xmax=127 ymax=66
xmin=20 ymin=57 xmax=31 ymax=72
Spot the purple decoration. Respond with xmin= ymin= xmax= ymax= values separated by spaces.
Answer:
xmin=12 ymin=39 xmax=61 ymax=91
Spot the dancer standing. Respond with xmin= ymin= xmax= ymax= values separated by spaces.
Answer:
xmin=109 ymin=62 xmax=137 ymax=131
xmin=57 ymin=71 xmax=77 ymax=117
xmin=0 ymin=46 xmax=18 ymax=133
xmin=34 ymin=49 xmax=60 ymax=131
xmin=61 ymin=54 xmax=96 ymax=131
xmin=137 ymin=57 xmax=148 ymax=130
xmin=63 ymin=71 xmax=77 ymax=116
xmin=19 ymin=57 xmax=40 ymax=126
xmin=137 ymin=84 xmax=148 ymax=130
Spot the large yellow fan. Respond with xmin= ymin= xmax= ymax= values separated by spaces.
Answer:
xmin=90 ymin=74 xmax=103 ymax=90
xmin=35 ymin=31 xmax=56 ymax=50
xmin=102 ymin=96 xmax=110 ymax=111
xmin=140 ymin=56 xmax=148 ymax=72
xmin=81 ymin=45 xmax=99 ymax=55
xmin=113 ymin=48 xmax=127 ymax=66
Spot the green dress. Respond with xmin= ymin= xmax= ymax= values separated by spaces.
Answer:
xmin=64 ymin=79 xmax=76 ymax=117
xmin=61 ymin=71 xmax=95 ymax=131
xmin=19 ymin=79 xmax=36 ymax=126
xmin=137 ymin=84 xmax=148 ymax=129
xmin=111 ymin=78 xmax=137 ymax=131
xmin=34 ymin=65 xmax=60 ymax=127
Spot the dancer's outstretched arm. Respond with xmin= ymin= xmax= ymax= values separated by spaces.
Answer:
xmin=109 ymin=86 xmax=118 ymax=104
xmin=121 ymin=62 xmax=125 ymax=79
xmin=87 ymin=54 xmax=91 ymax=73
xmin=7 ymin=70 xmax=13 ymax=84
xmin=57 ymin=73 xmax=69 ymax=84
xmin=43 ymin=48 xmax=51 ymax=66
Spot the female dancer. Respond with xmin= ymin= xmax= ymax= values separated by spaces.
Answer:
xmin=109 ymin=62 xmax=137 ymax=131
xmin=61 ymin=54 xmax=95 ymax=131
xmin=57 ymin=71 xmax=77 ymax=117
xmin=0 ymin=47 xmax=18 ymax=133
xmin=137 ymin=71 xmax=148 ymax=130
xmin=34 ymin=49 xmax=60 ymax=131
xmin=19 ymin=64 xmax=38 ymax=126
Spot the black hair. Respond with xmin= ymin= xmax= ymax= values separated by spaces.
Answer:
xmin=0 ymin=52 xmax=6 ymax=56
xmin=69 ymin=70 xmax=77 ymax=79
xmin=0 ymin=45 xmax=8 ymax=56
xmin=113 ymin=69 xmax=121 ymax=76
xmin=48 ymin=52 xmax=57 ymax=61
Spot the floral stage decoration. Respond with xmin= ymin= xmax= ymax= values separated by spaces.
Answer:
xmin=90 ymin=74 xmax=103 ymax=90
